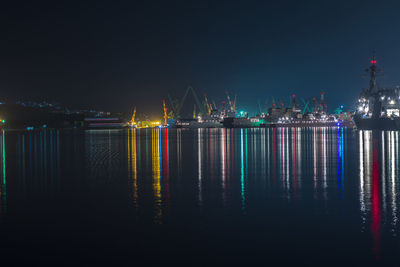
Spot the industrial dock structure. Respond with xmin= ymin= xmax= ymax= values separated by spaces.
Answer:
xmin=125 ymin=84 xmax=354 ymax=129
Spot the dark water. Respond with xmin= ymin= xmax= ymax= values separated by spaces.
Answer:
xmin=0 ymin=128 xmax=399 ymax=265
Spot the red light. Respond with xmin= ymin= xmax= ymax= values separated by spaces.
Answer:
xmin=371 ymin=60 xmax=377 ymax=64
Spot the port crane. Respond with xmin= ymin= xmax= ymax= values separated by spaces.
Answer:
xmin=225 ymin=91 xmax=236 ymax=112
xmin=162 ymin=100 xmax=168 ymax=125
xmin=130 ymin=106 xmax=136 ymax=126
xmin=203 ymin=94 xmax=212 ymax=115
xmin=167 ymin=86 xmax=208 ymax=118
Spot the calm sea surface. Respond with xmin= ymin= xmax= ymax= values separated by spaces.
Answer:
xmin=0 ymin=128 xmax=399 ymax=265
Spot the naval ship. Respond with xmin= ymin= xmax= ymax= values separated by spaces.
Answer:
xmin=353 ymin=53 xmax=400 ymax=130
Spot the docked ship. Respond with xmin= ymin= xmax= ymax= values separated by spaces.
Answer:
xmin=353 ymin=53 xmax=400 ymax=130
xmin=260 ymin=93 xmax=354 ymax=128
xmin=222 ymin=116 xmax=265 ymax=128
xmin=175 ymin=109 xmax=234 ymax=128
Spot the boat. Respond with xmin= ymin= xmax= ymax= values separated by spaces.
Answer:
xmin=353 ymin=53 xmax=400 ymax=130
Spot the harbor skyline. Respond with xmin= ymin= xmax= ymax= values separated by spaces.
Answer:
xmin=3 ymin=0 xmax=400 ymax=265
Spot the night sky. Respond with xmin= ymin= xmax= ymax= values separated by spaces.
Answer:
xmin=2 ymin=0 xmax=400 ymax=117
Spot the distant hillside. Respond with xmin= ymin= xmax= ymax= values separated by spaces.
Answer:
xmin=0 ymin=104 xmax=84 ymax=128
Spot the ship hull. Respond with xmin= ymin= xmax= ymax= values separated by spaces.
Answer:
xmin=175 ymin=121 xmax=223 ymax=128
xmin=261 ymin=121 xmax=354 ymax=128
xmin=222 ymin=117 xmax=256 ymax=128
xmin=353 ymin=116 xmax=400 ymax=130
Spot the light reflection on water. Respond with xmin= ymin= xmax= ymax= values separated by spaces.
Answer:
xmin=2 ymin=128 xmax=400 ymax=263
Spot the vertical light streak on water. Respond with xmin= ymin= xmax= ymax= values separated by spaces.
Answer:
xmin=22 ymin=135 xmax=26 ymax=187
xmin=29 ymin=132 xmax=33 ymax=181
xmin=395 ymin=131 xmax=399 ymax=233
xmin=34 ymin=133 xmax=38 ymax=181
xmin=145 ymin=130 xmax=149 ymax=170
xmin=371 ymin=137 xmax=381 ymax=259
xmin=337 ymin=127 xmax=341 ymax=190
xmin=152 ymin=129 xmax=162 ymax=224
xmin=297 ymin=128 xmax=301 ymax=190
xmin=253 ymin=129 xmax=257 ymax=175
xmin=381 ymin=132 xmax=386 ymax=223
xmin=313 ymin=128 xmax=317 ymax=195
xmin=221 ymin=128 xmax=226 ymax=205
xmin=128 ymin=129 xmax=131 ymax=182
xmin=322 ymin=128 xmax=327 ymax=192
xmin=341 ymin=128 xmax=345 ymax=189
xmin=226 ymin=129 xmax=230 ymax=178
xmin=390 ymin=131 xmax=397 ymax=233
xmin=176 ymin=129 xmax=182 ymax=178
xmin=261 ymin=129 xmax=266 ymax=188
xmin=159 ymin=129 xmax=162 ymax=187
xmin=132 ymin=129 xmax=138 ymax=209
xmin=267 ymin=129 xmax=270 ymax=184
xmin=137 ymin=129 xmax=141 ymax=168
xmin=1 ymin=131 xmax=6 ymax=217
xmin=359 ymin=131 xmax=366 ymax=230
xmin=281 ymin=128 xmax=285 ymax=189
xmin=2 ymin=131 xmax=5 ymax=185
xmin=272 ymin=128 xmax=276 ymax=187
xmin=108 ymin=130 xmax=112 ymax=180
xmin=164 ymin=129 xmax=169 ymax=209
xmin=240 ymin=129 xmax=245 ymax=213
xmin=56 ymin=130 xmax=60 ymax=190
xmin=49 ymin=131 xmax=53 ymax=185
xmin=198 ymin=128 xmax=203 ymax=206
xmin=365 ymin=131 xmax=372 ymax=209
xmin=44 ymin=130 xmax=47 ymax=185
xmin=231 ymin=129 xmax=235 ymax=181
xmin=340 ymin=128 xmax=347 ymax=184
xmin=292 ymin=128 xmax=297 ymax=199
xmin=286 ymin=128 xmax=289 ymax=196
xmin=39 ymin=131 xmax=43 ymax=188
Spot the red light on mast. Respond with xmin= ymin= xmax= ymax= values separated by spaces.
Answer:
xmin=371 ymin=60 xmax=377 ymax=64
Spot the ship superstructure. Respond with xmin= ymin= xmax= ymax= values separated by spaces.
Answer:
xmin=354 ymin=53 xmax=400 ymax=130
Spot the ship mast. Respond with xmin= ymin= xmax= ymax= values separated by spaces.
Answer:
xmin=368 ymin=52 xmax=378 ymax=93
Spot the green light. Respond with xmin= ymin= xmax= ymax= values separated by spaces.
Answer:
xmin=2 ymin=131 xmax=5 ymax=185
xmin=1 ymin=120 xmax=4 ymax=123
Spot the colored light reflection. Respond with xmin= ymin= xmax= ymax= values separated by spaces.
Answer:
xmin=359 ymin=130 xmax=382 ymax=259
xmin=371 ymin=138 xmax=381 ymax=258
xmin=163 ymin=129 xmax=170 ymax=209
xmin=198 ymin=129 xmax=203 ymax=205
xmin=0 ymin=131 xmax=6 ymax=220
xmin=240 ymin=129 xmax=247 ymax=213
xmin=152 ymin=129 xmax=162 ymax=223
xmin=128 ymin=128 xmax=138 ymax=208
